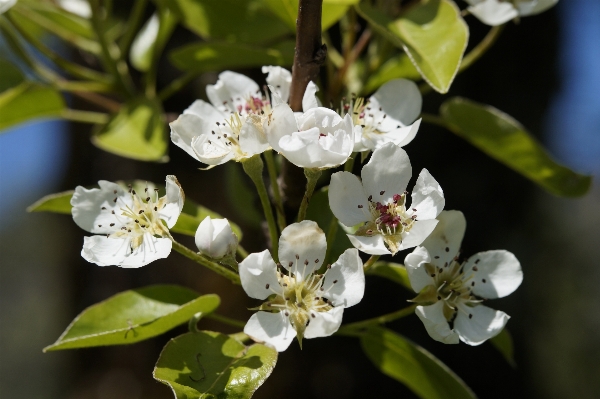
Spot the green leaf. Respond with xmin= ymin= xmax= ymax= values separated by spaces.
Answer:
xmin=92 ymin=98 xmax=168 ymax=162
xmin=367 ymin=261 xmax=412 ymax=290
xmin=490 ymin=328 xmax=516 ymax=367
xmin=363 ymin=53 xmax=421 ymax=93
xmin=154 ymin=331 xmax=278 ymax=399
xmin=26 ymin=190 xmax=75 ymax=214
xmin=225 ymin=162 xmax=262 ymax=227
xmin=356 ymin=0 xmax=468 ymax=93
xmin=361 ymin=327 xmax=476 ymax=399
xmin=131 ymin=9 xmax=178 ymax=72
xmin=0 ymin=83 xmax=65 ymax=131
xmin=260 ymin=0 xmax=357 ymax=31
xmin=0 ymin=60 xmax=25 ymax=93
xmin=169 ymin=41 xmax=295 ymax=73
xmin=440 ymin=97 xmax=592 ymax=197
xmin=45 ymin=286 xmax=220 ymax=351
xmin=155 ymin=0 xmax=290 ymax=44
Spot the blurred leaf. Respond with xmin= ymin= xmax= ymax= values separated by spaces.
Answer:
xmin=27 ymin=190 xmax=74 ymax=214
xmin=169 ymin=41 xmax=295 ymax=72
xmin=225 ymin=162 xmax=262 ymax=227
xmin=45 ymin=286 xmax=220 ymax=351
xmin=260 ymin=0 xmax=357 ymax=31
xmin=154 ymin=331 xmax=277 ymax=399
xmin=367 ymin=261 xmax=412 ymax=290
xmin=0 ymin=60 xmax=25 ymax=92
xmin=131 ymin=9 xmax=178 ymax=72
xmin=361 ymin=327 xmax=476 ymax=399
xmin=154 ymin=0 xmax=289 ymax=44
xmin=363 ymin=53 xmax=421 ymax=93
xmin=356 ymin=0 xmax=468 ymax=93
xmin=490 ymin=328 xmax=516 ymax=367
xmin=440 ymin=97 xmax=592 ymax=197
xmin=92 ymin=98 xmax=168 ymax=162
xmin=0 ymin=83 xmax=65 ymax=131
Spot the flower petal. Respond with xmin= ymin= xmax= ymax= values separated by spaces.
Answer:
xmin=82 ymin=234 xmax=172 ymax=268
xmin=190 ymin=134 xmax=235 ymax=165
xmin=409 ymin=169 xmax=444 ymax=221
xmin=206 ymin=71 xmax=260 ymax=109
xmin=347 ymin=234 xmax=391 ymax=255
xmin=183 ymin=99 xmax=224 ymax=126
xmin=195 ymin=216 xmax=237 ymax=259
xmin=239 ymin=250 xmax=282 ymax=300
xmin=278 ymin=221 xmax=326 ymax=280
xmin=415 ymin=302 xmax=459 ymax=344
xmin=420 ymin=210 xmax=466 ymax=267
xmin=517 ymin=0 xmax=558 ymax=16
xmin=302 ymin=81 xmax=320 ymax=111
xmin=454 ymin=305 xmax=510 ymax=346
xmin=239 ymin=119 xmax=270 ymax=156
xmin=265 ymin=103 xmax=298 ymax=153
xmin=244 ymin=312 xmax=295 ymax=352
xmin=405 ymin=246 xmax=435 ymax=293
xmin=329 ymin=171 xmax=371 ymax=227
xmin=371 ymin=78 xmax=422 ymax=126
xmin=364 ymin=119 xmax=421 ymax=150
xmin=160 ymin=175 xmax=184 ymax=228
xmin=362 ymin=143 xmax=412 ymax=205
xmin=468 ymin=0 xmax=518 ymax=26
xmin=169 ymin=113 xmax=212 ymax=162
xmin=71 ymin=181 xmax=131 ymax=234
xmin=398 ymin=219 xmax=439 ymax=251
xmin=304 ymin=307 xmax=344 ymax=339
xmin=262 ymin=66 xmax=292 ymax=103
xmin=465 ymin=250 xmax=523 ymax=299
xmin=322 ymin=249 xmax=365 ymax=308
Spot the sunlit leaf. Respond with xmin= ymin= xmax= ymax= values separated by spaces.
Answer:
xmin=131 ymin=9 xmax=178 ymax=72
xmin=366 ymin=261 xmax=412 ymax=290
xmin=0 ymin=83 xmax=65 ymax=131
xmin=490 ymin=328 xmax=516 ymax=367
xmin=260 ymin=0 xmax=357 ymax=31
xmin=169 ymin=41 xmax=295 ymax=72
xmin=27 ymin=190 xmax=74 ymax=214
xmin=440 ymin=97 xmax=592 ymax=197
xmin=363 ymin=53 xmax=421 ymax=93
xmin=356 ymin=0 xmax=468 ymax=93
xmin=361 ymin=327 xmax=476 ymax=399
xmin=45 ymin=286 xmax=220 ymax=351
xmin=154 ymin=331 xmax=277 ymax=399
xmin=92 ymin=98 xmax=168 ymax=162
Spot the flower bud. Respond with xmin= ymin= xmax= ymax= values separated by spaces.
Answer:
xmin=195 ymin=216 xmax=238 ymax=259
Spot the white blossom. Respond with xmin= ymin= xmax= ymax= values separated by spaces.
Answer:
xmin=239 ymin=221 xmax=365 ymax=351
xmin=195 ymin=216 xmax=238 ymax=259
xmin=405 ymin=210 xmax=523 ymax=345
xmin=465 ymin=0 xmax=558 ymax=26
xmin=0 ymin=0 xmax=17 ymax=14
xmin=57 ymin=0 xmax=91 ymax=18
xmin=346 ymin=79 xmax=422 ymax=152
xmin=329 ymin=143 xmax=444 ymax=256
xmin=71 ymin=176 xmax=184 ymax=268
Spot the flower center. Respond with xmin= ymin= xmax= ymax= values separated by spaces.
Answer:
xmin=343 ymin=96 xmax=395 ymax=136
xmin=358 ymin=192 xmax=416 ymax=238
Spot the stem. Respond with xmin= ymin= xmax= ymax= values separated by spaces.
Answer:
xmin=171 ymin=240 xmax=241 ymax=285
xmin=242 ymin=155 xmax=280 ymax=261
xmin=206 ymin=313 xmax=246 ymax=329
xmin=263 ymin=151 xmax=287 ymax=231
xmin=330 ymin=28 xmax=372 ymax=100
xmin=363 ymin=255 xmax=380 ymax=272
xmin=297 ymin=168 xmax=322 ymax=222
xmin=337 ymin=304 xmax=417 ymax=335
xmin=70 ymin=91 xmax=121 ymax=112
xmin=344 ymin=153 xmax=356 ymax=172
xmin=158 ymin=71 xmax=199 ymax=101
xmin=61 ymin=109 xmax=109 ymax=124
xmin=118 ymin=0 xmax=149 ymax=57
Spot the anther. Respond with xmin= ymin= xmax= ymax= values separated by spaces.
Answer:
xmin=132 ymin=190 xmax=136 ymax=195
xmin=412 ymin=208 xmax=417 ymax=211
xmin=145 ymin=197 xmax=150 ymax=201
xmin=471 ymin=281 xmax=475 ymax=286
xmin=110 ymin=223 xmax=115 ymax=227
xmin=311 ymin=313 xmax=315 ymax=318
xmin=368 ymin=195 xmax=373 ymax=201
xmin=469 ymin=314 xmax=473 ymax=319
xmin=265 ymin=284 xmax=270 ymax=289
xmin=358 ymin=204 xmax=363 ymax=208
xmin=304 ymin=260 xmax=309 ymax=265
xmin=98 ymin=224 xmax=102 ymax=227
xmin=113 ymin=190 xmax=117 ymax=194
xmin=295 ymin=254 xmax=299 ymax=259
xmin=101 ymin=207 xmax=106 ymax=210
xmin=141 ymin=225 xmax=145 ymax=228
xmin=445 ymin=247 xmax=449 ymax=252
xmin=284 ymin=312 xmax=289 ymax=316
xmin=379 ymin=190 xmax=385 ymax=195
xmin=288 ymin=261 xmax=293 ymax=267
xmin=139 ymin=210 xmax=144 ymax=214
xmin=482 ymin=279 xmax=486 ymax=283
xmin=283 ymin=283 xmax=287 ymax=287
xmin=333 ymin=280 xmax=338 ymax=284
xmin=113 ymin=198 xmax=117 ymax=203
xmin=315 ymin=259 xmax=319 ymax=263
xmin=434 ymin=256 xmax=440 ymax=259
xmin=154 ymin=206 xmax=157 ymax=211
xmin=475 ymin=259 xmax=480 ymax=264
xmin=437 ymin=296 xmax=441 ymax=300
xmin=473 ymin=266 xmax=478 ymax=271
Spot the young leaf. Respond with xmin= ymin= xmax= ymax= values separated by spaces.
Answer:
xmin=26 ymin=190 xmax=75 ymax=214
xmin=363 ymin=53 xmax=420 ymax=94
xmin=490 ymin=328 xmax=516 ymax=367
xmin=154 ymin=331 xmax=277 ymax=399
xmin=0 ymin=83 xmax=65 ymax=132
xmin=92 ymin=98 xmax=168 ymax=162
xmin=44 ymin=285 xmax=220 ymax=351
xmin=366 ymin=261 xmax=412 ymax=290
xmin=356 ymin=0 xmax=468 ymax=93
xmin=440 ymin=97 xmax=592 ymax=197
xmin=361 ymin=326 xmax=476 ymax=399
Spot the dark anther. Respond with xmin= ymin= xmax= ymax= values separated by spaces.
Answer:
xmin=333 ymin=280 xmax=338 ymax=284
xmin=284 ymin=312 xmax=289 ymax=316
xmin=265 ymin=284 xmax=270 ymax=289
xmin=380 ymin=190 xmax=385 ymax=195
xmin=469 ymin=314 xmax=473 ymax=319
xmin=475 ymin=259 xmax=480 ymax=264
xmin=358 ymin=204 xmax=363 ymax=208
xmin=111 ymin=210 xmax=115 ymax=214
xmin=212 ymin=131 xmax=215 ymax=135
xmin=283 ymin=283 xmax=287 ymax=287
xmin=471 ymin=281 xmax=475 ymax=286
xmin=223 ymin=134 xmax=227 ymax=138
xmin=445 ymin=247 xmax=449 ymax=252
xmin=482 ymin=279 xmax=487 ymax=283
xmin=295 ymin=254 xmax=299 ymax=259
xmin=412 ymin=208 xmax=417 ymax=211
xmin=208 ymin=140 xmax=212 ymax=144
xmin=437 ymin=296 xmax=441 ymax=300
xmin=101 ymin=207 xmax=106 ymax=210
xmin=139 ymin=210 xmax=144 ymax=214
xmin=98 ymin=224 xmax=102 ymax=227
xmin=127 ymin=229 xmax=131 ymax=233
xmin=368 ymin=195 xmax=373 ymax=201
xmin=473 ymin=266 xmax=478 ymax=271
xmin=311 ymin=313 xmax=316 ymax=318
xmin=141 ymin=225 xmax=145 ymax=228
xmin=113 ymin=190 xmax=117 ymax=194
xmin=431 ymin=274 xmax=436 ymax=277
xmin=154 ymin=206 xmax=158 ymax=211
xmin=132 ymin=190 xmax=136 ymax=195
xmin=110 ymin=223 xmax=115 ymax=227
xmin=315 ymin=259 xmax=319 ymax=263
xmin=146 ymin=197 xmax=150 ymax=201
xmin=288 ymin=261 xmax=293 ymax=267
xmin=434 ymin=256 xmax=440 ymax=259
xmin=113 ymin=198 xmax=117 ymax=203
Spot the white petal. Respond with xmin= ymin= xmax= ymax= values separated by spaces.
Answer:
xmin=404 ymin=246 xmax=435 ymax=293
xmin=71 ymin=181 xmax=130 ymax=234
xmin=160 ymin=175 xmax=184 ymax=228
xmin=169 ymin=113 xmax=212 ymax=162
xmin=454 ymin=305 xmax=510 ymax=346
xmin=239 ymin=250 xmax=282 ymax=300
xmin=415 ymin=303 xmax=459 ymax=344
xmin=302 ymin=81 xmax=320 ymax=111
xmin=239 ymin=120 xmax=269 ymax=156
xmin=465 ymin=250 xmax=523 ymax=299
xmin=190 ymin=134 xmax=235 ymax=165
xmin=322 ymin=249 xmax=365 ymax=308
xmin=329 ymin=172 xmax=371 ymax=227
xmin=517 ymin=0 xmax=558 ymax=16
xmin=371 ymin=78 xmax=422 ymax=126
xmin=468 ymin=0 xmax=519 ymax=26
xmin=263 ymin=66 xmax=292 ymax=103
xmin=206 ymin=71 xmax=260 ymax=109
xmin=244 ymin=312 xmax=295 ymax=352
xmin=419 ymin=210 xmax=466 ymax=267
xmin=362 ymin=143 xmax=412 ymax=205
xmin=365 ymin=119 xmax=421 ymax=150
xmin=398 ymin=219 xmax=439 ymax=251
xmin=347 ymin=234 xmax=391 ymax=255
xmin=304 ymin=307 xmax=344 ymax=339
xmin=82 ymin=235 xmax=172 ymax=268
xmin=265 ymin=103 xmax=298 ymax=153
xmin=278 ymin=221 xmax=326 ymax=280
xmin=409 ymin=169 xmax=444 ymax=220
xmin=57 ymin=0 xmax=90 ymax=18
xmin=183 ymin=99 xmax=225 ymax=126
xmin=195 ymin=216 xmax=237 ymax=259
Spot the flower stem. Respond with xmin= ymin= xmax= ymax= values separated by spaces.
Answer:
xmin=171 ymin=239 xmax=241 ymax=285
xmin=297 ymin=168 xmax=322 ymax=222
xmin=242 ymin=155 xmax=279 ymax=261
xmin=263 ymin=151 xmax=286 ymax=231
xmin=363 ymin=254 xmax=380 ymax=272
xmin=158 ymin=71 xmax=199 ymax=101
xmin=344 ymin=153 xmax=356 ymax=172
xmin=206 ymin=313 xmax=246 ymax=329
xmin=336 ymin=304 xmax=417 ymax=336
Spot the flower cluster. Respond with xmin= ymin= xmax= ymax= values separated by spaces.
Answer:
xmin=465 ymin=0 xmax=558 ymax=26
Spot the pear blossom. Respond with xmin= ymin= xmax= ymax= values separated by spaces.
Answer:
xmin=58 ymin=0 xmax=92 ymax=18
xmin=239 ymin=220 xmax=365 ymax=351
xmin=71 ymin=176 xmax=184 ymax=268
xmin=465 ymin=0 xmax=558 ymax=26
xmin=329 ymin=143 xmax=444 ymax=256
xmin=405 ymin=210 xmax=523 ymax=345
xmin=0 ymin=0 xmax=17 ymax=14
xmin=195 ymin=216 xmax=238 ymax=260
xmin=346 ymin=79 xmax=422 ymax=152
xmin=169 ymin=67 xmax=293 ymax=166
